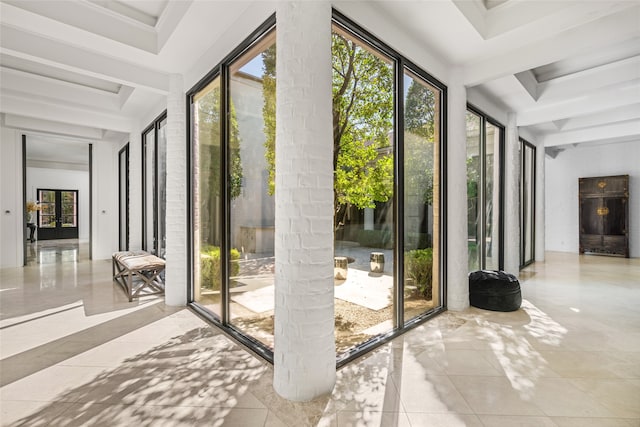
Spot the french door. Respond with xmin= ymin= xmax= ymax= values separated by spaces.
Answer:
xmin=37 ymin=189 xmax=79 ymax=240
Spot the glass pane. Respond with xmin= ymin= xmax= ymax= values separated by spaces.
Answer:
xmin=332 ymin=26 xmax=395 ymax=353
xmin=524 ymin=145 xmax=534 ymax=263
xmin=193 ymin=78 xmax=222 ymax=318
xmin=38 ymin=190 xmax=56 ymax=228
xmin=143 ymin=129 xmax=156 ymax=252
xmin=466 ymin=112 xmax=481 ymax=271
xmin=61 ymin=191 xmax=77 ymax=227
xmin=157 ymin=118 xmax=167 ymax=258
xmin=485 ymin=122 xmax=500 ymax=270
xmin=403 ymin=70 xmax=440 ymax=322
xmin=119 ymin=148 xmax=128 ymax=250
xmin=228 ymin=30 xmax=276 ymax=349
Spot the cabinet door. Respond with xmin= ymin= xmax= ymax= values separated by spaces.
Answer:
xmin=602 ymin=176 xmax=628 ymax=195
xmin=603 ymin=197 xmax=626 ymax=236
xmin=580 ymin=198 xmax=602 ymax=235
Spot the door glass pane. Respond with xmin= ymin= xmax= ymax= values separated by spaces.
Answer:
xmin=228 ymin=30 xmax=276 ymax=348
xmin=332 ymin=26 xmax=395 ymax=353
xmin=157 ymin=118 xmax=167 ymax=258
xmin=193 ymin=78 xmax=222 ymax=318
xmin=466 ymin=112 xmax=481 ymax=271
xmin=403 ymin=70 xmax=440 ymax=322
xmin=485 ymin=122 xmax=500 ymax=270
xmin=60 ymin=191 xmax=77 ymax=227
xmin=143 ymin=128 xmax=156 ymax=252
xmin=38 ymin=190 xmax=56 ymax=228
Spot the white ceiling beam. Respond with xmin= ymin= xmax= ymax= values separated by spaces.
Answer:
xmin=556 ymin=104 xmax=640 ymax=132
xmin=542 ymin=120 xmax=640 ymax=147
xmin=0 ymin=92 xmax=134 ymax=133
xmin=463 ymin=7 xmax=640 ymax=86
xmin=486 ymin=1 xmax=634 ymax=40
xmin=514 ymin=70 xmax=538 ymax=101
xmin=2 ymin=0 xmax=157 ymax=53
xmin=517 ymin=80 xmax=640 ymax=126
xmin=3 ymin=114 xmax=104 ymax=140
xmin=0 ymin=25 xmax=169 ymax=95
xmin=0 ymin=67 xmax=122 ymax=111
xmin=537 ymin=55 xmax=640 ymax=101
xmin=156 ymin=0 xmax=193 ymax=51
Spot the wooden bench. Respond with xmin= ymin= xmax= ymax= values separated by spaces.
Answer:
xmin=112 ymin=250 xmax=165 ymax=301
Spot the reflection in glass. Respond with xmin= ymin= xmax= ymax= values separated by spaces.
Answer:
xmin=228 ymin=30 xmax=276 ymax=348
xmin=39 ymin=190 xmax=56 ymax=228
xmin=193 ymin=77 xmax=222 ymax=318
xmin=485 ymin=122 xmax=500 ymax=270
xmin=520 ymin=141 xmax=535 ymax=266
xmin=157 ymin=118 xmax=167 ymax=258
xmin=143 ymin=128 xmax=155 ymax=252
xmin=332 ymin=25 xmax=395 ymax=353
xmin=61 ymin=191 xmax=77 ymax=227
xmin=403 ymin=70 xmax=440 ymax=321
xmin=466 ymin=112 xmax=481 ymax=271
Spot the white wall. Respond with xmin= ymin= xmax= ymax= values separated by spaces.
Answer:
xmin=545 ymin=140 xmax=640 ymax=257
xmin=0 ymin=127 xmax=24 ymax=268
xmin=26 ymin=167 xmax=90 ymax=240
xmin=92 ymin=141 xmax=120 ymax=260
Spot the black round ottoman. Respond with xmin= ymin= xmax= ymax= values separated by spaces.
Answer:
xmin=468 ymin=270 xmax=522 ymax=312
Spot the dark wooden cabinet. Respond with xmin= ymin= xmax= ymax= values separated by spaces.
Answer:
xmin=579 ymin=175 xmax=629 ymax=257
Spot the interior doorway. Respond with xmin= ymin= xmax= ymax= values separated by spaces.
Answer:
xmin=23 ymin=135 xmax=92 ymax=266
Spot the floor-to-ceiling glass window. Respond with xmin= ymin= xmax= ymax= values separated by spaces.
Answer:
xmin=227 ymin=30 xmax=276 ymax=348
xmin=192 ymin=77 xmax=223 ymax=318
xmin=189 ymin=12 xmax=445 ymax=365
xmin=403 ymin=71 xmax=441 ymax=323
xmin=520 ymin=139 xmax=536 ymax=267
xmin=118 ymin=144 xmax=129 ymax=251
xmin=331 ymin=14 xmax=445 ymax=363
xmin=142 ymin=113 xmax=167 ymax=258
xmin=466 ymin=107 xmax=504 ymax=271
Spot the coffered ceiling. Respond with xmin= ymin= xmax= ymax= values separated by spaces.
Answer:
xmin=1 ymin=0 xmax=638 ymax=157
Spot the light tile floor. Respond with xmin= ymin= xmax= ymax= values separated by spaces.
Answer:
xmin=1 ymin=251 xmax=639 ymax=426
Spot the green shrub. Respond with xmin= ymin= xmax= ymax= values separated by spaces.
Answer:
xmin=200 ymin=245 xmax=240 ymax=291
xmin=404 ymin=248 xmax=433 ymax=300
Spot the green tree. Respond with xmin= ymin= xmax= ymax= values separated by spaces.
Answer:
xmin=196 ymin=86 xmax=242 ymax=245
xmin=262 ymin=33 xmax=396 ymax=229
xmin=404 ymin=79 xmax=437 ymax=206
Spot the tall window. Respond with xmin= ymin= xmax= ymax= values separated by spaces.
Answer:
xmin=466 ymin=107 xmax=504 ymax=271
xmin=520 ymin=139 xmax=536 ymax=267
xmin=118 ymin=144 xmax=129 ymax=251
xmin=142 ymin=113 xmax=167 ymax=257
xmin=190 ymin=21 xmax=276 ymax=352
xmin=331 ymin=15 xmax=445 ymax=363
xmin=189 ymin=13 xmax=446 ymax=365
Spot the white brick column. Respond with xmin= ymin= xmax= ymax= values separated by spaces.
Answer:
xmin=504 ymin=112 xmax=521 ymax=276
xmin=446 ymin=71 xmax=469 ymax=311
xmin=128 ymin=125 xmax=142 ymax=250
xmin=273 ymin=1 xmax=336 ymax=401
xmin=165 ymin=74 xmax=187 ymax=306
xmin=535 ymin=142 xmax=545 ymax=262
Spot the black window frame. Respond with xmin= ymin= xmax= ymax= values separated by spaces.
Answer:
xmin=142 ymin=110 xmax=168 ymax=257
xmin=185 ymin=10 xmax=449 ymax=368
xmin=519 ymin=138 xmax=536 ymax=268
xmin=466 ymin=104 xmax=505 ymax=271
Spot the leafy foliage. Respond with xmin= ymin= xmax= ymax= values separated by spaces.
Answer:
xmin=200 ymin=245 xmax=240 ymax=291
xmin=404 ymin=248 xmax=433 ymax=299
